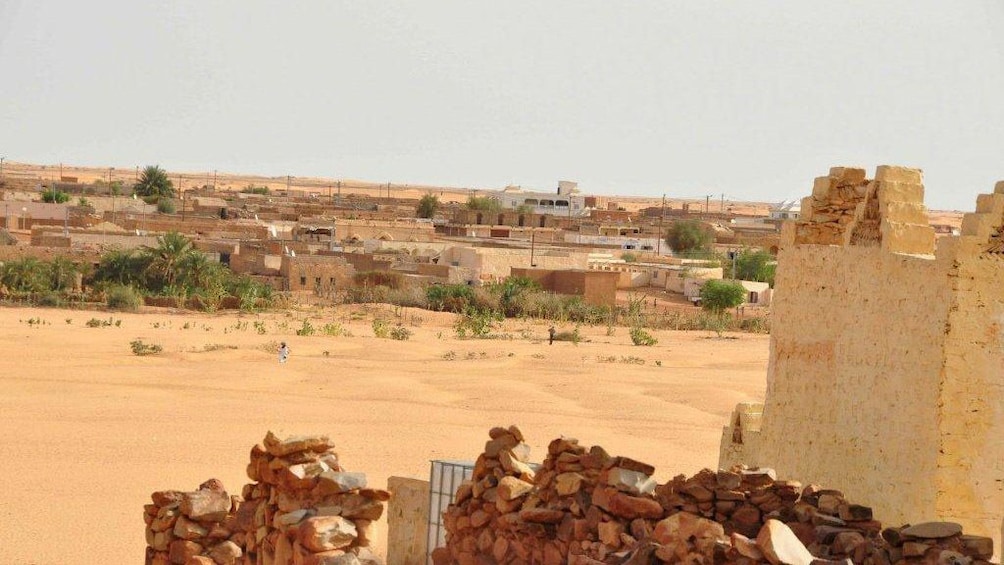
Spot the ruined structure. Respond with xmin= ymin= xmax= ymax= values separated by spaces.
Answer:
xmin=437 ymin=426 xmax=997 ymax=564
xmin=720 ymin=166 xmax=1004 ymax=555
xmin=145 ymin=432 xmax=387 ymax=565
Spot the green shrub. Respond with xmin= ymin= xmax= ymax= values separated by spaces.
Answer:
xmin=38 ymin=292 xmax=63 ymax=307
xmin=322 ymin=322 xmax=347 ymax=336
xmin=295 ymin=319 xmax=315 ymax=336
xmin=427 ymin=284 xmax=478 ymax=313
xmin=389 ymin=326 xmax=412 ymax=341
xmin=454 ymin=309 xmax=501 ymax=338
xmin=700 ymin=280 xmax=746 ymax=313
xmin=106 ymin=285 xmax=142 ymax=311
xmin=130 ymin=339 xmax=162 ymax=356
xmin=629 ymin=327 xmax=658 ymax=346
xmin=42 ymin=189 xmax=70 ymax=203
xmin=156 ymin=198 xmax=176 ymax=214
xmin=372 ymin=318 xmax=390 ymax=338
xmin=552 ymin=327 xmax=582 ymax=344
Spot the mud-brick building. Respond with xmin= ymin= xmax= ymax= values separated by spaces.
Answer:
xmin=510 ymin=267 xmax=618 ymax=307
xmin=719 ymin=166 xmax=1003 ymax=555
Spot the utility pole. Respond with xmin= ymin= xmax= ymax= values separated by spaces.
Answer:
xmin=721 ymin=193 xmax=725 ymax=213
xmin=286 ymin=175 xmax=291 ymax=193
xmin=0 ymin=156 xmax=5 ymax=181
xmin=180 ymin=175 xmax=185 ymax=222
xmin=213 ymin=169 xmax=218 ymax=190
xmin=657 ymin=194 xmax=666 ymax=256
xmin=530 ymin=229 xmax=537 ymax=267
xmin=705 ymin=194 xmax=710 ymax=215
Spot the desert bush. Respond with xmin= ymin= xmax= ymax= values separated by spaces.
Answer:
xmin=156 ymin=198 xmax=176 ymax=214
xmin=385 ymin=286 xmax=429 ymax=309
xmin=427 ymin=284 xmax=477 ymax=313
xmin=372 ymin=318 xmax=390 ymax=338
xmin=106 ymin=285 xmax=142 ymax=311
xmin=630 ymin=327 xmax=658 ymax=346
xmin=389 ymin=326 xmax=412 ymax=341
xmin=322 ymin=322 xmax=348 ymax=337
xmin=454 ymin=309 xmax=501 ymax=339
xmin=295 ymin=319 xmax=315 ymax=336
xmin=130 ymin=339 xmax=162 ymax=356
xmin=551 ymin=327 xmax=582 ymax=345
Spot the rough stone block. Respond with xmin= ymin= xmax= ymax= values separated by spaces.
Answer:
xmin=960 ymin=212 xmax=996 ymax=238
xmin=812 ymin=176 xmax=834 ymax=201
xmin=828 ymin=167 xmax=867 ymax=184
xmin=875 ymin=165 xmax=923 ymax=184
xmin=878 ymin=201 xmax=928 ymax=225
xmin=881 ymin=221 xmax=935 ymax=255
xmin=995 ymin=180 xmax=1004 ymax=195
xmin=975 ymin=192 xmax=1004 ymax=216
xmin=877 ymin=181 xmax=924 ymax=204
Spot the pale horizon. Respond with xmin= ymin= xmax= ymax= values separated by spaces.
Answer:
xmin=2 ymin=1 xmax=1003 ymax=211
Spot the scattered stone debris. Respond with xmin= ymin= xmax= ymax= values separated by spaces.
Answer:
xmin=145 ymin=431 xmax=388 ymax=565
xmin=436 ymin=427 xmax=997 ymax=565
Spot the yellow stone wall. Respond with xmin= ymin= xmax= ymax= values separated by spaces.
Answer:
xmin=720 ymin=166 xmax=1003 ymax=558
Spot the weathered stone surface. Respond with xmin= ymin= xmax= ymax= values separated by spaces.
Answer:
xmin=901 ymin=522 xmax=964 ymax=540
xmin=263 ymin=431 xmax=336 ymax=457
xmin=497 ymin=476 xmax=534 ymax=501
xmin=180 ymin=490 xmax=231 ymax=522
xmin=298 ymin=516 xmax=358 ymax=552
xmin=207 ymin=540 xmax=242 ymax=565
xmin=606 ymin=467 xmax=656 ymax=496
xmin=316 ymin=471 xmax=367 ymax=494
xmin=519 ymin=508 xmax=565 ymax=524
xmin=168 ymin=539 xmax=202 ymax=564
xmin=756 ymin=519 xmax=815 ymax=565
xmin=555 ymin=472 xmax=584 ymax=496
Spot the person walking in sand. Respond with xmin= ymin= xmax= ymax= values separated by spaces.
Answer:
xmin=278 ymin=342 xmax=290 ymax=364
xmin=548 ymin=326 xmax=556 ymax=345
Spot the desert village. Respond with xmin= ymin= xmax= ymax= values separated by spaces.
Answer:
xmin=0 ymin=160 xmax=1001 ymax=565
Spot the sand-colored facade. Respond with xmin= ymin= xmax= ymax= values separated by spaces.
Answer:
xmin=720 ymin=166 xmax=1004 ymax=555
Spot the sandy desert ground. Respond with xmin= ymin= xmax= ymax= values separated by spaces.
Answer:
xmin=0 ymin=303 xmax=768 ymax=564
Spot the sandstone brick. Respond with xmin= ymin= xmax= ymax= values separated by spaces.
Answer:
xmin=875 ymin=165 xmax=923 ymax=185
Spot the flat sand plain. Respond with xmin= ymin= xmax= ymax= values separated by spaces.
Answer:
xmin=0 ymin=304 xmax=768 ymax=564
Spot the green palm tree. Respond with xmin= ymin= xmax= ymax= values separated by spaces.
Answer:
xmin=143 ymin=232 xmax=193 ymax=289
xmin=134 ymin=165 xmax=174 ymax=199
xmin=92 ymin=249 xmax=150 ymax=287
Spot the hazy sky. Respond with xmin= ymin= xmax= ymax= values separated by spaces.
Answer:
xmin=2 ymin=1 xmax=1002 ymax=210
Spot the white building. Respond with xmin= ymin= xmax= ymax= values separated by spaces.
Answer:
xmin=494 ymin=180 xmax=589 ymax=217
xmin=769 ymin=200 xmax=801 ymax=220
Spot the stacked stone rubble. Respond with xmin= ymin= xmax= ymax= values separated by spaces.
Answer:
xmin=238 ymin=431 xmax=387 ymax=565
xmin=144 ymin=478 xmax=244 ymax=565
xmin=789 ymin=166 xmax=935 ymax=255
xmin=438 ymin=427 xmax=998 ymax=565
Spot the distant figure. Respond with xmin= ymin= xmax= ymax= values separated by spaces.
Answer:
xmin=548 ymin=326 xmax=556 ymax=345
xmin=278 ymin=342 xmax=290 ymax=364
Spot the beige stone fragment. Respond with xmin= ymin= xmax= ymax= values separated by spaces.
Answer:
xmin=875 ymin=165 xmax=922 ymax=184
xmin=877 ymin=180 xmax=925 ymax=204
xmin=881 ymin=221 xmax=935 ymax=255
xmin=297 ymin=516 xmax=357 ymax=552
xmin=756 ymin=519 xmax=814 ymax=565
xmin=879 ymin=200 xmax=929 ymax=225
xmin=496 ymin=476 xmax=534 ymax=501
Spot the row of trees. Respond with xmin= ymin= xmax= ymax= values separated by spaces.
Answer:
xmin=665 ymin=220 xmax=776 ymax=286
xmin=0 ymin=232 xmax=274 ymax=310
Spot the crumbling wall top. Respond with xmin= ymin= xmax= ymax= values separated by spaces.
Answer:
xmin=784 ymin=165 xmax=935 ymax=256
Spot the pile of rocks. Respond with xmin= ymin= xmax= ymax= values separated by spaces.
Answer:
xmin=790 ymin=165 xmax=936 ymax=255
xmin=237 ymin=431 xmax=387 ymax=565
xmin=794 ymin=166 xmax=872 ymax=246
xmin=143 ymin=478 xmax=243 ymax=565
xmin=881 ymin=522 xmax=996 ymax=564
xmin=438 ymin=427 xmax=998 ymax=565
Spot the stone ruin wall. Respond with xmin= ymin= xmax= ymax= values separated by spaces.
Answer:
xmin=145 ymin=431 xmax=387 ymax=565
xmin=437 ymin=426 xmax=997 ymax=565
xmin=720 ymin=166 xmax=1004 ymax=557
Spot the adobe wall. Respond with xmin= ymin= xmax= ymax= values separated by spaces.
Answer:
xmin=754 ymin=244 xmax=951 ymax=521
xmin=719 ymin=166 xmax=1004 ymax=556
